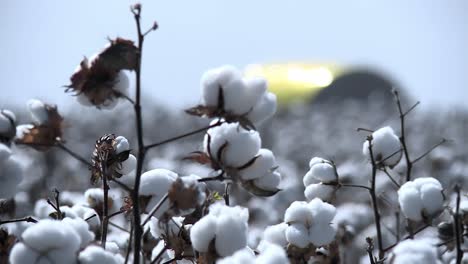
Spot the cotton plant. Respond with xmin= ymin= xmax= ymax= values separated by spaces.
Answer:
xmin=190 ymin=203 xmax=249 ymax=260
xmin=191 ymin=122 xmax=281 ymax=196
xmin=284 ymin=198 xmax=337 ymax=249
xmin=303 ymin=157 xmax=339 ymax=202
xmin=398 ymin=177 xmax=445 ymax=222
xmin=362 ymin=126 xmax=402 ymax=168
xmin=187 ymin=65 xmax=277 ymax=129
xmin=389 ymin=238 xmax=439 ymax=264
xmin=9 ymin=218 xmax=94 ymax=264
xmin=78 ymin=245 xmax=125 ymax=264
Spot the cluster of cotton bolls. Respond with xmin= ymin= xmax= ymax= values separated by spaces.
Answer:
xmin=303 ymin=157 xmax=338 ymax=202
xmin=389 ymin=239 xmax=439 ymax=264
xmin=362 ymin=126 xmax=402 ymax=168
xmin=398 ymin=177 xmax=445 ymax=221
xmin=190 ymin=203 xmax=249 ymax=257
xmin=217 ymin=241 xmax=288 ymax=264
xmin=283 ymin=198 xmax=337 ymax=248
xmin=200 ymin=65 xmax=277 ymax=125
xmin=204 ymin=122 xmax=281 ymax=194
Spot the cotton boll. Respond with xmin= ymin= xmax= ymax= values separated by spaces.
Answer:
xmin=114 ymin=136 xmax=130 ymax=154
xmin=391 ymin=239 xmax=438 ymax=264
xmin=79 ymin=245 xmax=124 ymax=264
xmin=205 ymin=122 xmax=261 ymax=167
xmin=15 ymin=124 xmax=33 ymax=139
xmin=222 ymin=78 xmax=254 ymax=115
xmin=215 ymin=213 xmax=248 ymax=257
xmin=256 ymin=241 xmax=289 ymax=264
xmin=209 ymin=203 xmax=250 ymax=224
xmin=149 ymin=216 xmax=183 ymax=239
xmin=85 ymin=188 xmax=105 ymax=208
xmin=420 ymin=183 xmax=444 ymax=215
xmin=284 ymin=201 xmax=313 ymax=225
xmin=253 ymin=171 xmax=281 ymax=191
xmin=303 ymin=162 xmax=337 ymax=186
xmin=27 ymin=99 xmax=49 ymax=125
xmin=118 ymin=154 xmax=136 ymax=175
xmin=262 ymin=223 xmax=288 ymax=247
xmin=62 ymin=217 xmax=95 ymax=248
xmin=201 ymin=65 xmax=242 ymax=107
xmin=308 ymin=198 xmax=336 ymax=225
xmin=139 ymin=169 xmax=177 ymax=213
xmin=72 ymin=205 xmax=100 ymax=229
xmin=363 ymin=126 xmax=402 ymax=167
xmin=190 ymin=214 xmax=218 ymax=252
xmin=9 ymin=243 xmax=41 ymax=264
xmin=398 ymin=184 xmax=424 ymax=221
xmin=285 ymin=223 xmax=309 ymax=248
xmin=308 ymin=224 xmax=336 ymax=246
xmin=304 ymin=183 xmax=335 ymax=201
xmin=246 ymin=92 xmax=277 ymax=124
xmin=239 ymin=149 xmax=276 ymax=181
xmin=216 ymin=247 xmax=255 ymax=264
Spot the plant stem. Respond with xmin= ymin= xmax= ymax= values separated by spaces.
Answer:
xmin=339 ymin=183 xmax=371 ymax=191
xmin=101 ymin=163 xmax=110 ymax=248
xmin=144 ymin=122 xmax=222 ymax=151
xmin=150 ymin=244 xmax=168 ymax=264
xmin=367 ymin=136 xmax=384 ymax=259
xmin=131 ymin=6 xmax=146 ymax=264
xmin=454 ymin=185 xmax=464 ymax=264
xmin=125 ymin=221 xmax=134 ymax=264
xmin=0 ymin=216 xmax=37 ymax=225
xmin=56 ymin=141 xmax=92 ymax=167
xmin=393 ymin=90 xmax=413 ymax=182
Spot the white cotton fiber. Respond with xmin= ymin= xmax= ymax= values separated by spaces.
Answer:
xmin=239 ymin=149 xmax=276 ymax=180
xmin=285 ymin=223 xmax=309 ymax=248
xmin=262 ymin=223 xmax=288 ymax=247
xmin=27 ymin=99 xmax=49 ymax=125
xmin=363 ymin=126 xmax=402 ymax=167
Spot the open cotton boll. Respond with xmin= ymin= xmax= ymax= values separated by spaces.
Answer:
xmin=304 ymin=183 xmax=335 ymax=201
xmin=256 ymin=241 xmax=289 ymax=264
xmin=205 ymin=122 xmax=261 ymax=167
xmin=216 ymin=248 xmax=255 ymax=264
xmin=85 ymin=188 xmax=105 ymax=207
xmin=117 ymin=154 xmax=137 ymax=175
xmin=78 ymin=245 xmax=124 ymax=264
xmin=201 ymin=65 xmax=242 ymax=107
xmin=113 ymin=71 xmax=129 ymax=95
xmin=114 ymin=136 xmax=130 ymax=154
xmin=72 ymin=205 xmax=100 ymax=229
xmin=309 ymin=198 xmax=336 ymax=225
xmin=149 ymin=216 xmax=184 ymax=239
xmin=246 ymin=92 xmax=277 ymax=125
xmin=391 ymin=239 xmax=438 ymax=264
xmin=303 ymin=162 xmax=337 ymax=186
xmin=262 ymin=223 xmax=288 ymax=247
xmin=363 ymin=126 xmax=402 ymax=167
xmin=398 ymin=177 xmax=444 ymax=221
xmin=308 ymin=224 xmax=336 ymax=246
xmin=0 ymin=157 xmax=23 ymax=199
xmin=253 ymin=171 xmax=281 ymax=191
xmin=62 ymin=217 xmax=95 ymax=248
xmin=27 ymin=99 xmax=49 ymax=125
xmin=209 ymin=203 xmax=250 ymax=223
xmin=285 ymin=223 xmax=309 ymax=248
xmin=215 ymin=213 xmax=249 ymax=257
xmin=284 ymin=201 xmax=313 ymax=225
xmin=190 ymin=214 xmax=218 ymax=252
xmin=139 ymin=169 xmax=177 ymax=213
xmin=239 ymin=149 xmax=277 ymax=181
xmin=15 ymin=124 xmax=33 ymax=139
xmin=10 ymin=219 xmax=81 ymax=264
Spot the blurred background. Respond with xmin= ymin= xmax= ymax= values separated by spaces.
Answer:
xmin=1 ymin=0 xmax=468 ymax=110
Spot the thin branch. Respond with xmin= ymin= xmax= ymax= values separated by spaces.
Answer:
xmin=109 ymin=221 xmax=130 ymax=233
xmin=454 ymin=185 xmax=464 ymax=264
xmin=56 ymin=141 xmax=92 ymax=167
xmin=382 ymin=168 xmax=400 ymax=188
xmin=393 ymin=90 xmax=413 ymax=182
xmin=366 ymin=237 xmax=376 ymax=264
xmin=144 ymin=121 xmax=223 ymax=151
xmin=0 ymin=216 xmax=37 ymax=225
xmin=111 ymin=178 xmax=133 ymax=193
xmin=224 ymin=182 xmax=231 ymax=206
xmin=412 ymin=139 xmax=448 ymax=164
xmin=198 ymin=173 xmax=226 ymax=183
xmin=383 ymin=224 xmax=431 ymax=251
xmin=84 ymin=214 xmax=97 ymax=222
xmin=142 ymin=194 xmax=169 ymax=227
xmin=101 ymin=163 xmax=110 ymax=248
xmin=150 ymin=244 xmax=168 ymax=264
xmin=367 ymin=136 xmax=385 ymax=259
xmin=131 ymin=4 xmax=147 ymax=264
xmin=402 ymin=101 xmax=420 ymax=116
xmin=125 ymin=221 xmax=134 ymax=264
xmin=357 ymin=127 xmax=375 ymax=133
xmin=339 ymin=183 xmax=372 ymax=191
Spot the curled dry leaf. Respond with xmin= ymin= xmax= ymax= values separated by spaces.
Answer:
xmin=15 ymin=105 xmax=64 ymax=151
xmin=168 ymin=178 xmax=201 ymax=213
xmin=91 ymin=134 xmax=131 ymax=184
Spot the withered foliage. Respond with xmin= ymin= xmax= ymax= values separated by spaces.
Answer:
xmin=168 ymin=178 xmax=202 ymax=214
xmin=91 ymin=134 xmax=130 ymax=185
xmin=185 ymin=88 xmax=255 ymax=130
xmin=0 ymin=229 xmax=16 ymax=264
xmin=65 ymin=38 xmax=138 ymax=107
xmin=15 ymin=104 xmax=63 ymax=151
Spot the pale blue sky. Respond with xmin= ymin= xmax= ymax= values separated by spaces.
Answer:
xmin=1 ymin=1 xmax=467 ymax=110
